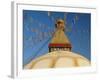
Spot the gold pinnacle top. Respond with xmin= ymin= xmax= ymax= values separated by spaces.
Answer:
xmin=51 ymin=19 xmax=70 ymax=44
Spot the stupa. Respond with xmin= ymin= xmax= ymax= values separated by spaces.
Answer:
xmin=24 ymin=19 xmax=90 ymax=69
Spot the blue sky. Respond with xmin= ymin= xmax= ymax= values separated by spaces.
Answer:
xmin=23 ymin=10 xmax=91 ymax=66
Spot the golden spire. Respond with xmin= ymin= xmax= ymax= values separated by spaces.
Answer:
xmin=51 ymin=19 xmax=69 ymax=43
xmin=49 ymin=19 xmax=71 ymax=52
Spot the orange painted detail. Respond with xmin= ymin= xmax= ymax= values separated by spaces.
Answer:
xmin=49 ymin=43 xmax=71 ymax=48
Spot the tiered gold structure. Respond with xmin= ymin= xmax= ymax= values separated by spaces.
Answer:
xmin=49 ymin=19 xmax=71 ymax=52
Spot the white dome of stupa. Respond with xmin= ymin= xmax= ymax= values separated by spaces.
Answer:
xmin=24 ymin=51 xmax=90 ymax=69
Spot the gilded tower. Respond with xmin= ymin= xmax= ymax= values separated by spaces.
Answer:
xmin=49 ymin=19 xmax=71 ymax=52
